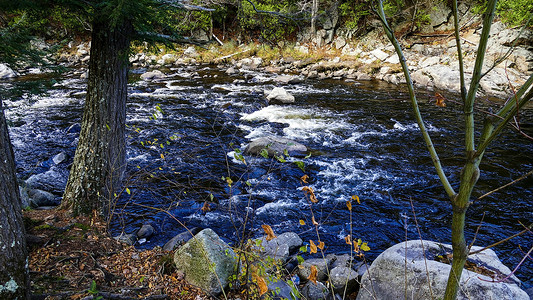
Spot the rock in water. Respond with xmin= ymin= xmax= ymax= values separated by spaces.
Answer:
xmin=266 ymin=87 xmax=295 ymax=104
xmin=0 ymin=63 xmax=17 ymax=79
xmin=163 ymin=227 xmax=202 ymax=251
xmin=357 ymin=240 xmax=528 ymax=300
xmin=140 ymin=70 xmax=165 ymax=81
xmin=173 ymin=228 xmax=238 ymax=295
xmin=244 ymin=136 xmax=308 ymax=158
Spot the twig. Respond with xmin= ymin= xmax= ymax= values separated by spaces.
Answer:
xmin=469 ymin=223 xmax=533 ymax=255
xmin=409 ymin=197 xmax=435 ymax=300
xmin=468 ymin=212 xmax=486 ymax=250
xmin=476 ymin=169 xmax=533 ymax=201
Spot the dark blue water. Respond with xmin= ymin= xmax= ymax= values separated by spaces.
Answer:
xmin=3 ymin=65 xmax=532 ymax=286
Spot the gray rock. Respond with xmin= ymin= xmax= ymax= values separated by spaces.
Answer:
xmin=28 ymin=189 xmax=59 ymax=207
xmin=0 ymin=64 xmax=17 ymax=79
xmin=525 ymin=287 xmax=533 ymax=299
xmin=357 ymin=240 xmax=528 ymax=300
xmin=52 ymin=152 xmax=68 ymax=165
xmin=255 ymin=232 xmax=302 ymax=261
xmin=244 ymin=136 xmax=307 ymax=158
xmin=140 ymin=70 xmax=165 ymax=81
xmin=265 ymin=87 xmax=295 ymax=104
xmin=298 ymin=258 xmax=331 ymax=283
xmin=173 ymin=228 xmax=238 ymax=295
xmin=114 ymin=233 xmax=137 ymax=246
xmin=301 ymin=281 xmax=328 ymax=300
xmin=329 ymin=266 xmax=358 ymax=295
xmin=183 ymin=46 xmax=198 ymax=57
xmin=273 ymin=75 xmax=303 ymax=84
xmin=136 ymin=224 xmax=155 ymax=239
xmin=163 ymin=227 xmax=202 ymax=251
xmin=330 ymin=254 xmax=358 ymax=269
xmin=370 ymin=49 xmax=389 ymax=61
xmin=225 ymin=67 xmax=239 ymax=75
xmin=267 ymin=280 xmax=300 ymax=300
xmin=25 ymin=168 xmax=68 ymax=194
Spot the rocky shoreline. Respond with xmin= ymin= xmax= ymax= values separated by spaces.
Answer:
xmin=1 ymin=17 xmax=532 ymax=300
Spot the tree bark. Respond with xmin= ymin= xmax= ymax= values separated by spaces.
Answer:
xmin=0 ymin=99 xmax=30 ymax=299
xmin=62 ymin=18 xmax=133 ymax=216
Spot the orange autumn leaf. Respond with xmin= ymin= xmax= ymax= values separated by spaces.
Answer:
xmin=309 ymin=240 xmax=318 ymax=254
xmin=201 ymin=202 xmax=211 ymax=212
xmin=351 ymin=195 xmax=360 ymax=204
xmin=302 ymin=186 xmax=318 ymax=203
xmin=318 ymin=241 xmax=325 ymax=250
xmin=253 ymin=274 xmax=268 ymax=296
xmin=261 ymin=224 xmax=277 ymax=241
xmin=308 ymin=265 xmax=318 ymax=284
xmin=435 ymin=92 xmax=446 ymax=107
xmin=345 ymin=235 xmax=352 ymax=245
xmin=300 ymin=174 xmax=309 ymax=184
xmin=346 ymin=201 xmax=352 ymax=211
xmin=299 ymin=219 xmax=306 ymax=225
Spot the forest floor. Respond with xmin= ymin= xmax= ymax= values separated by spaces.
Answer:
xmin=24 ymin=208 xmax=213 ymax=300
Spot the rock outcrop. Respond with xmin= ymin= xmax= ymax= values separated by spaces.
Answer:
xmin=357 ymin=240 xmax=528 ymax=300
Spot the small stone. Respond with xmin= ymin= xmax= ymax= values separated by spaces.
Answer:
xmin=137 ymin=224 xmax=155 ymax=239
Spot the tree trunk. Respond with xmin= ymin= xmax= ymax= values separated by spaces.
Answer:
xmin=0 ymin=99 xmax=30 ymax=299
xmin=311 ymin=0 xmax=319 ymax=34
xmin=62 ymin=18 xmax=133 ymax=216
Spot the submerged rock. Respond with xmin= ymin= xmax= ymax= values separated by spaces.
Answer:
xmin=173 ymin=228 xmax=238 ymax=295
xmin=244 ymin=136 xmax=308 ymax=158
xmin=357 ymin=240 xmax=528 ymax=300
xmin=163 ymin=227 xmax=202 ymax=251
xmin=136 ymin=224 xmax=155 ymax=239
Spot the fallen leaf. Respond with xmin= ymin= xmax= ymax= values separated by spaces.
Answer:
xmin=201 ymin=202 xmax=211 ymax=212
xmin=253 ymin=273 xmax=268 ymax=296
xmin=302 ymin=186 xmax=318 ymax=203
xmin=317 ymin=241 xmax=325 ymax=250
xmin=345 ymin=235 xmax=352 ymax=245
xmin=435 ymin=92 xmax=446 ymax=107
xmin=261 ymin=224 xmax=277 ymax=241
xmin=308 ymin=265 xmax=318 ymax=284
xmin=300 ymin=174 xmax=309 ymax=184
xmin=309 ymin=240 xmax=317 ymax=254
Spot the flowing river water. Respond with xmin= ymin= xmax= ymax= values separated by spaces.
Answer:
xmin=3 ymin=65 xmax=533 ymax=286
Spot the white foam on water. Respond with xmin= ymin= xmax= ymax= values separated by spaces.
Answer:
xmin=241 ymin=105 xmax=350 ymax=142
xmin=255 ymin=200 xmax=294 ymax=216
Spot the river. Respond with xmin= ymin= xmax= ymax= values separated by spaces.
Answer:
xmin=2 ymin=65 xmax=532 ymax=286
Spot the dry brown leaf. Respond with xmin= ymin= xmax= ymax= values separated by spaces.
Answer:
xmin=301 ymin=174 xmax=309 ymax=184
xmin=312 ymin=216 xmax=318 ymax=225
xmin=345 ymin=235 xmax=352 ymax=245
xmin=201 ymin=202 xmax=211 ymax=212
xmin=435 ymin=92 xmax=446 ymax=107
xmin=253 ymin=273 xmax=268 ymax=296
xmin=318 ymin=241 xmax=325 ymax=250
xmin=308 ymin=265 xmax=318 ymax=284
xmin=261 ymin=224 xmax=277 ymax=241
xmin=346 ymin=201 xmax=352 ymax=211
xmin=302 ymin=186 xmax=318 ymax=203
xmin=309 ymin=240 xmax=317 ymax=254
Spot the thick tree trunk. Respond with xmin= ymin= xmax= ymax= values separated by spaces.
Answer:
xmin=62 ymin=19 xmax=133 ymax=216
xmin=0 ymin=99 xmax=30 ymax=299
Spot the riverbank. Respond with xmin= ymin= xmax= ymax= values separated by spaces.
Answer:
xmin=47 ymin=19 xmax=531 ymax=101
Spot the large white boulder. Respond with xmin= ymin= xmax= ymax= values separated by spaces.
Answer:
xmin=357 ymin=240 xmax=528 ymax=300
xmin=173 ymin=228 xmax=238 ymax=295
xmin=265 ymin=87 xmax=295 ymax=104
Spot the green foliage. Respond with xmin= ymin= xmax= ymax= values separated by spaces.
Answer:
xmin=473 ymin=0 xmax=533 ymax=27
xmin=237 ymin=0 xmax=298 ymax=41
xmin=339 ymin=0 xmax=371 ymax=30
